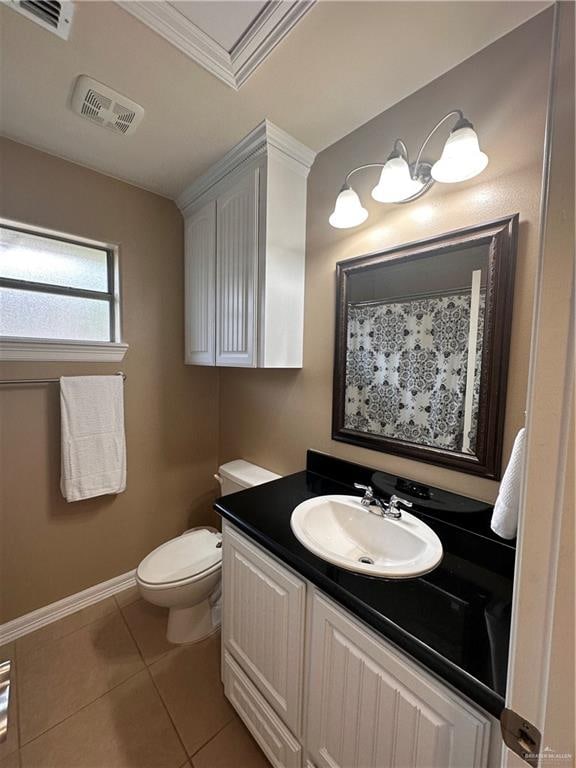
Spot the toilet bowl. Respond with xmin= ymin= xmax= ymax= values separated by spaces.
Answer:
xmin=137 ymin=460 xmax=281 ymax=645
xmin=136 ymin=527 xmax=222 ymax=644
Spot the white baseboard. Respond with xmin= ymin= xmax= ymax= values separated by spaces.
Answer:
xmin=0 ymin=570 xmax=137 ymax=646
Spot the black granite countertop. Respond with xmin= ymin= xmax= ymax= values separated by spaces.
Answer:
xmin=214 ymin=450 xmax=515 ymax=718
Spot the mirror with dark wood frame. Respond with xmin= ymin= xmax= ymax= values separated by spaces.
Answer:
xmin=332 ymin=215 xmax=518 ymax=479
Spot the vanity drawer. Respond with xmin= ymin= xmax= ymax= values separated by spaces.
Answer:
xmin=223 ymin=650 xmax=302 ymax=768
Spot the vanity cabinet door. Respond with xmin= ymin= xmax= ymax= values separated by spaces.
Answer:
xmin=184 ymin=200 xmax=216 ymax=365
xmin=215 ymin=167 xmax=259 ymax=367
xmin=222 ymin=523 xmax=305 ymax=736
xmin=307 ymin=591 xmax=490 ymax=768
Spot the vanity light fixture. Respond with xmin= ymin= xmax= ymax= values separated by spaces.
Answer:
xmin=329 ymin=110 xmax=489 ymax=229
xmin=329 ymin=185 xmax=369 ymax=229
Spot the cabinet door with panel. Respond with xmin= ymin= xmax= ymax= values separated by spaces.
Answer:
xmin=307 ymin=591 xmax=490 ymax=768
xmin=184 ymin=201 xmax=216 ymax=365
xmin=216 ymin=167 xmax=259 ymax=367
xmin=222 ymin=523 xmax=305 ymax=736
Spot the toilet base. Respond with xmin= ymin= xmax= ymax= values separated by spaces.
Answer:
xmin=166 ymin=599 xmax=219 ymax=644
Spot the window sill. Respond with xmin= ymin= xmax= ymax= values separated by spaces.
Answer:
xmin=0 ymin=337 xmax=129 ymax=362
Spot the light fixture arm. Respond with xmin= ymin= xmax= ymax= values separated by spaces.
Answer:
xmin=344 ymin=162 xmax=386 ymax=188
xmin=341 ymin=108 xmax=475 ymax=190
xmin=412 ymin=109 xmax=464 ymax=179
xmin=392 ymin=138 xmax=409 ymax=161
xmin=342 ymin=139 xmax=415 ymax=189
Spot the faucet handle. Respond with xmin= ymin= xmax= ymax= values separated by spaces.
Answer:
xmin=354 ymin=483 xmax=375 ymax=505
xmin=389 ymin=494 xmax=413 ymax=510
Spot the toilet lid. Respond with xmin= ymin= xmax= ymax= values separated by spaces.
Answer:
xmin=137 ymin=528 xmax=222 ymax=586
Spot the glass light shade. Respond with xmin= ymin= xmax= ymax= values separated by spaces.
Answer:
xmin=328 ymin=187 xmax=368 ymax=229
xmin=431 ymin=125 xmax=488 ymax=183
xmin=371 ymin=156 xmax=425 ymax=203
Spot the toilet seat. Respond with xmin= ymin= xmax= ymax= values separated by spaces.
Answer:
xmin=137 ymin=528 xmax=222 ymax=588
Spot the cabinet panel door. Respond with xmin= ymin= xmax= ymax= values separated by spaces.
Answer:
xmin=222 ymin=523 xmax=305 ymax=735
xmin=307 ymin=592 xmax=490 ymax=768
xmin=184 ymin=201 xmax=216 ymax=365
xmin=216 ymin=168 xmax=259 ymax=367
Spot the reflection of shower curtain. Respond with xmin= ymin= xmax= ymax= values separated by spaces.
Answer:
xmin=344 ymin=293 xmax=484 ymax=451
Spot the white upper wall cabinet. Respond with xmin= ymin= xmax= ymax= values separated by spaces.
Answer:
xmin=178 ymin=120 xmax=316 ymax=368
xmin=216 ymin=168 xmax=259 ymax=367
xmin=184 ymin=201 xmax=216 ymax=365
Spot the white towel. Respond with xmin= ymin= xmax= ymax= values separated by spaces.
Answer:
xmin=491 ymin=428 xmax=526 ymax=539
xmin=60 ymin=376 xmax=126 ymax=503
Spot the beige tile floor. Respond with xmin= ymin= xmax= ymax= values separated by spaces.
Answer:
xmin=0 ymin=589 xmax=271 ymax=768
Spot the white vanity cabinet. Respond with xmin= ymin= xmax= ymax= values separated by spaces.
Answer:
xmin=221 ymin=523 xmax=492 ymax=768
xmin=221 ymin=522 xmax=306 ymax=735
xmin=178 ymin=120 xmax=315 ymax=368
xmin=306 ymin=591 xmax=490 ymax=768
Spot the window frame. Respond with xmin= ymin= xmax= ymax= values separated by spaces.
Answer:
xmin=0 ymin=218 xmax=127 ymax=362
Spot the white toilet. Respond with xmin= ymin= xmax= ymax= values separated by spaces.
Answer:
xmin=136 ymin=459 xmax=280 ymax=644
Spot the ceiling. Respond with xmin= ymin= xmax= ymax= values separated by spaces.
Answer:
xmin=174 ymin=1 xmax=268 ymax=49
xmin=0 ymin=1 xmax=550 ymax=200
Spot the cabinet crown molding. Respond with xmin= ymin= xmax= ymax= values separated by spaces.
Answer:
xmin=177 ymin=119 xmax=316 ymax=214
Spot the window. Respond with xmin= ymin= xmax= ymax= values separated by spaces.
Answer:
xmin=0 ymin=221 xmax=126 ymax=360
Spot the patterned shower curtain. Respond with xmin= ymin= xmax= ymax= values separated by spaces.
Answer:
xmin=344 ymin=292 xmax=484 ymax=452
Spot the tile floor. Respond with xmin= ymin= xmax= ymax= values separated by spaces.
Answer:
xmin=0 ymin=587 xmax=271 ymax=768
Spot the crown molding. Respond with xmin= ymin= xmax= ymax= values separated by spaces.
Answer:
xmin=265 ymin=120 xmax=317 ymax=168
xmin=231 ymin=0 xmax=316 ymax=87
xmin=176 ymin=119 xmax=316 ymax=213
xmin=117 ymin=1 xmax=316 ymax=91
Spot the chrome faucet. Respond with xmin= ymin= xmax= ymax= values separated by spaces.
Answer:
xmin=353 ymin=484 xmax=413 ymax=519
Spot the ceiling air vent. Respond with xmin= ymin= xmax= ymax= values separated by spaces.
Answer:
xmin=71 ymin=76 xmax=144 ymax=137
xmin=6 ymin=0 xmax=73 ymax=39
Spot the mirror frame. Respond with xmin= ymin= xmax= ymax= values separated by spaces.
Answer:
xmin=332 ymin=214 xmax=519 ymax=479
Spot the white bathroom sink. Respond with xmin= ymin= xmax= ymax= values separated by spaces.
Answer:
xmin=290 ymin=495 xmax=443 ymax=578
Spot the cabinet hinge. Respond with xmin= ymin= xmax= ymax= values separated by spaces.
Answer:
xmin=501 ymin=708 xmax=542 ymax=766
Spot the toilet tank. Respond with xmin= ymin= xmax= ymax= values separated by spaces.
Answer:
xmin=216 ymin=459 xmax=281 ymax=496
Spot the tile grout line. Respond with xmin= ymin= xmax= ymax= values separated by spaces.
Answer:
xmin=15 ymin=599 xmax=126 ymax=749
xmin=188 ymin=712 xmax=236 ymax=759
xmin=14 ymin=593 xmax=233 ymax=763
xmin=145 ymin=665 xmax=192 ymax=763
xmin=14 ymin=589 xmax=141 ymax=752
xmin=115 ymin=601 xmax=147 ymax=667
xmin=142 ymin=631 xmax=236 ymax=762
xmin=17 ymin=664 xmax=147 ymax=750
xmin=16 ymin=607 xmax=144 ymax=750
xmin=116 ymin=602 xmax=191 ymax=762
xmin=112 ymin=592 xmax=139 ymax=611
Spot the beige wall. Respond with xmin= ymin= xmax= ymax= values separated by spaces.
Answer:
xmin=0 ymin=139 xmax=219 ymax=623
xmin=219 ymin=10 xmax=553 ymax=503
xmin=0 ymin=9 xmax=558 ymax=625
